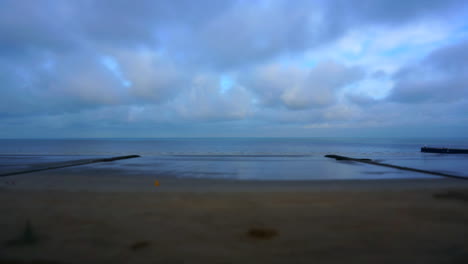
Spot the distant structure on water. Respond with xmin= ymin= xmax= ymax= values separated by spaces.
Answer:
xmin=421 ymin=146 xmax=468 ymax=154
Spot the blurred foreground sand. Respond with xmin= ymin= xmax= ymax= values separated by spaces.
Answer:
xmin=1 ymin=179 xmax=468 ymax=263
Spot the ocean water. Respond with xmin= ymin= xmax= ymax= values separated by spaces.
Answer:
xmin=1 ymin=138 xmax=468 ymax=180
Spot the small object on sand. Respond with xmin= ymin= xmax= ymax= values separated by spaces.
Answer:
xmin=247 ymin=228 xmax=279 ymax=240
xmin=5 ymin=220 xmax=39 ymax=247
xmin=154 ymin=180 xmax=160 ymax=187
xmin=130 ymin=240 xmax=151 ymax=250
xmin=433 ymin=191 xmax=468 ymax=202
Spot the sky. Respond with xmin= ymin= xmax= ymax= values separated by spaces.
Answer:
xmin=1 ymin=0 xmax=468 ymax=138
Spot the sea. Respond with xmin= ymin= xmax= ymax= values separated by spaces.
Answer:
xmin=1 ymin=138 xmax=468 ymax=180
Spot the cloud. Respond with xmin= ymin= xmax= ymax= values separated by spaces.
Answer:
xmin=389 ymin=40 xmax=468 ymax=103
xmin=49 ymin=53 xmax=125 ymax=105
xmin=184 ymin=1 xmax=325 ymax=69
xmin=242 ymin=61 xmax=364 ymax=110
xmin=0 ymin=0 xmax=468 ymax=137
xmin=0 ymin=0 xmax=234 ymax=55
xmin=175 ymin=74 xmax=253 ymax=121
xmin=0 ymin=0 xmax=80 ymax=58
xmin=0 ymin=50 xmax=126 ymax=115
xmin=172 ymin=0 xmax=468 ymax=69
xmin=327 ymin=0 xmax=467 ymax=26
xmin=346 ymin=93 xmax=378 ymax=106
xmin=113 ymin=49 xmax=187 ymax=103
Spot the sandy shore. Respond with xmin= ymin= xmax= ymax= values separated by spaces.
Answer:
xmin=1 ymin=175 xmax=468 ymax=263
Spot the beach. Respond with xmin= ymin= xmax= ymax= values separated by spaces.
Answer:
xmin=1 ymin=174 xmax=468 ymax=264
xmin=1 ymin=138 xmax=468 ymax=263
xmin=2 ymin=0 xmax=468 ymax=261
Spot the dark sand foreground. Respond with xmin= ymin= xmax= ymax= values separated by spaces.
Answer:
xmin=1 ymin=176 xmax=468 ymax=264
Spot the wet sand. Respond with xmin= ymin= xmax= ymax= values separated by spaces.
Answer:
xmin=1 ymin=175 xmax=468 ymax=263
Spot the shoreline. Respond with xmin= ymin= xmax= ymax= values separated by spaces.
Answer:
xmin=2 ymin=171 xmax=468 ymax=192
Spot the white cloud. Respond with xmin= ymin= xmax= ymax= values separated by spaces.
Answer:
xmin=243 ymin=61 xmax=363 ymax=110
xmin=175 ymin=74 xmax=253 ymax=121
xmin=113 ymin=49 xmax=186 ymax=103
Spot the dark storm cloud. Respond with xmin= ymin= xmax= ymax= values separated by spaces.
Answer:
xmin=389 ymin=40 xmax=468 ymax=103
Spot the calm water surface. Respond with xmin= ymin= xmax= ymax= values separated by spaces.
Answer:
xmin=1 ymin=138 xmax=467 ymax=180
